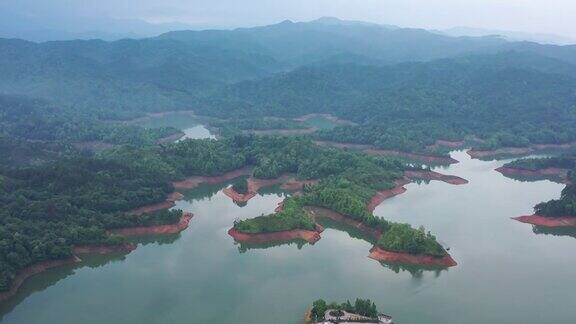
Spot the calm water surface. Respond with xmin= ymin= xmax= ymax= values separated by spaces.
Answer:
xmin=2 ymin=151 xmax=575 ymax=323
xmin=135 ymin=113 xmax=215 ymax=140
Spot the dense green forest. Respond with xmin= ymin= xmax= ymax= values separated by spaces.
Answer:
xmin=199 ymin=52 xmax=576 ymax=153
xmin=0 ymin=95 xmax=181 ymax=162
xmin=232 ymin=139 xmax=447 ymax=257
xmin=0 ymin=154 xmax=184 ymax=291
xmin=310 ymin=298 xmax=380 ymax=321
xmin=534 ymin=171 xmax=576 ymax=217
xmin=1 ymin=135 xmax=447 ymax=292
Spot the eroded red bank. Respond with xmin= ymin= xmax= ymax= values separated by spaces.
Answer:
xmin=0 ymin=213 xmax=193 ymax=303
xmin=172 ymin=167 xmax=253 ymax=189
xmin=366 ymin=179 xmax=410 ymax=213
xmin=128 ymin=192 xmax=184 ymax=215
xmin=496 ymin=167 xmax=570 ymax=183
xmin=0 ymin=258 xmax=80 ymax=302
xmin=228 ymin=227 xmax=323 ymax=244
xmin=405 ymin=170 xmax=468 ymax=185
xmin=223 ymin=175 xmax=318 ymax=203
xmin=513 ymin=215 xmax=576 ymax=228
xmin=109 ymin=213 xmax=193 ymax=236
xmin=468 ymin=142 xmax=575 ymax=159
xmin=313 ymin=141 xmax=459 ymax=165
xmin=368 ymin=246 xmax=457 ymax=267
xmin=73 ymin=243 xmax=137 ymax=255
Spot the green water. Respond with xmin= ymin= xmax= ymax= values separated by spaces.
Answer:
xmin=2 ymin=151 xmax=575 ymax=323
xmin=135 ymin=113 xmax=215 ymax=140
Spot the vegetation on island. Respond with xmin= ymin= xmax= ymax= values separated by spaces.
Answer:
xmin=234 ymin=199 xmax=316 ymax=234
xmin=231 ymin=178 xmax=249 ymax=194
xmin=310 ymin=298 xmax=380 ymax=322
xmin=231 ymin=138 xmax=448 ymax=257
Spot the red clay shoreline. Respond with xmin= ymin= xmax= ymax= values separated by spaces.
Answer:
xmin=109 ymin=213 xmax=193 ymax=236
xmin=128 ymin=192 xmax=184 ymax=215
xmin=367 ymin=179 xmax=411 ymax=213
xmin=314 ymin=141 xmax=458 ymax=165
xmin=228 ymin=171 xmax=460 ymax=267
xmin=405 ymin=170 xmax=469 ymax=185
xmin=512 ymin=215 xmax=576 ymax=228
xmin=426 ymin=139 xmax=465 ymax=150
xmin=173 ymin=167 xmax=253 ymax=189
xmin=468 ymin=142 xmax=576 ymax=159
xmin=368 ymin=246 xmax=457 ymax=267
xmin=222 ymin=175 xmax=318 ymax=203
xmin=496 ymin=167 xmax=570 ymax=183
xmin=0 ymin=213 xmax=193 ymax=304
xmin=228 ymin=227 xmax=323 ymax=244
xmin=0 ymin=242 xmax=139 ymax=303
xmin=0 ymin=257 xmax=81 ymax=303
xmin=305 ymin=206 xmax=383 ymax=241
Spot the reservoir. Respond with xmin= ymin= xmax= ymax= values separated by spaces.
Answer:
xmin=1 ymin=151 xmax=574 ymax=323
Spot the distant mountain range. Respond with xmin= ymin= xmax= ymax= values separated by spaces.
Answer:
xmin=440 ymin=26 xmax=576 ymax=46
xmin=1 ymin=16 xmax=576 ymax=119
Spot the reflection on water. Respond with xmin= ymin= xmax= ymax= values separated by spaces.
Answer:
xmin=235 ymin=239 xmax=310 ymax=253
xmin=379 ymin=262 xmax=446 ymax=278
xmin=0 ymin=252 xmax=131 ymax=322
xmin=3 ymin=150 xmax=576 ymax=324
xmin=532 ymin=225 xmax=576 ymax=239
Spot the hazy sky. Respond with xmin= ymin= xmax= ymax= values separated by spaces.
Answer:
xmin=3 ymin=0 xmax=576 ymax=38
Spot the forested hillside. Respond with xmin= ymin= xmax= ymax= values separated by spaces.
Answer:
xmin=199 ymin=52 xmax=576 ymax=152
xmin=0 ymin=95 xmax=180 ymax=166
xmin=0 ymin=38 xmax=280 ymax=119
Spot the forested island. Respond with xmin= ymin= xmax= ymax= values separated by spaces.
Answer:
xmin=304 ymin=298 xmax=393 ymax=323
xmin=229 ymin=140 xmax=458 ymax=267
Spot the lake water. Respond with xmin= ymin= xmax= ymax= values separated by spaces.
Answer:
xmin=2 ymin=151 xmax=575 ymax=323
xmin=135 ymin=113 xmax=215 ymax=140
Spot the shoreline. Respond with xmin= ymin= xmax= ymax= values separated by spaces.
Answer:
xmin=0 ymin=257 xmax=81 ymax=303
xmin=368 ymin=246 xmax=457 ymax=267
xmin=512 ymin=215 xmax=576 ymax=228
xmin=156 ymin=130 xmax=186 ymax=144
xmin=222 ymin=175 xmax=317 ymax=203
xmin=468 ymin=142 xmax=575 ymax=160
xmin=496 ymin=167 xmax=570 ymax=183
xmin=109 ymin=213 xmax=193 ymax=237
xmin=228 ymin=227 xmax=323 ymax=244
xmin=367 ymin=179 xmax=411 ymax=213
xmin=314 ymin=141 xmax=458 ymax=165
xmin=305 ymin=206 xmax=383 ymax=241
xmin=172 ymin=167 xmax=253 ymax=190
xmin=1 ymin=213 xmax=192 ymax=304
xmin=294 ymin=113 xmax=358 ymax=126
xmin=405 ymin=170 xmax=469 ymax=185
xmin=128 ymin=192 xmax=184 ymax=215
